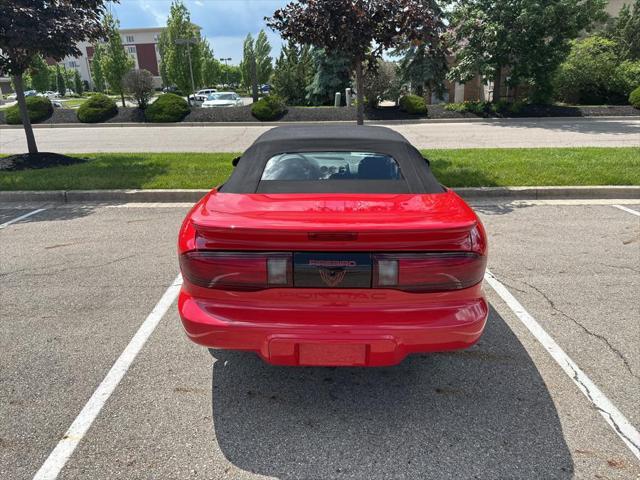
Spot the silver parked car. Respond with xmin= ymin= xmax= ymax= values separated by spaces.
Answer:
xmin=201 ymin=92 xmax=243 ymax=108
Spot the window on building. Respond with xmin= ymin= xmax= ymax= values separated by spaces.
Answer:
xmin=153 ymin=34 xmax=160 ymax=42
xmin=126 ymin=35 xmax=135 ymax=43
xmin=127 ymin=46 xmax=136 ymax=54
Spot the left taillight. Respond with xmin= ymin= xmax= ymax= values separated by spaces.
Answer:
xmin=179 ymin=252 xmax=292 ymax=290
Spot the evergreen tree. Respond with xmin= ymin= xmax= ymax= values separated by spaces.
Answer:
xmin=272 ymin=42 xmax=313 ymax=105
xmin=74 ymin=69 xmax=84 ymax=95
xmin=306 ymin=49 xmax=351 ymax=106
xmin=91 ymin=44 xmax=106 ymax=92
xmin=101 ymin=13 xmax=134 ymax=106
xmin=394 ymin=42 xmax=448 ymax=100
xmin=606 ymin=0 xmax=640 ymax=60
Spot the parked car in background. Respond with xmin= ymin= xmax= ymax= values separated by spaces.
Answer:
xmin=260 ymin=84 xmax=272 ymax=94
xmin=177 ymin=126 xmax=489 ymax=367
xmin=37 ymin=91 xmax=60 ymax=99
xmin=163 ymin=85 xmax=179 ymax=94
xmin=201 ymin=92 xmax=243 ymax=108
xmin=190 ymin=88 xmax=218 ymax=103
xmin=24 ymin=90 xmax=37 ymax=97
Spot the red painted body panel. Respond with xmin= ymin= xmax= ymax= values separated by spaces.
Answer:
xmin=178 ymin=188 xmax=489 ymax=366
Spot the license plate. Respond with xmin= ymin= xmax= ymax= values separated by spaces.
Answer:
xmin=293 ymin=252 xmax=371 ymax=288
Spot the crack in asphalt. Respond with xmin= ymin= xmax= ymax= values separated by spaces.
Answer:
xmin=595 ymin=262 xmax=640 ymax=274
xmin=568 ymin=361 xmax=640 ymax=453
xmin=0 ymin=254 xmax=138 ymax=277
xmin=521 ymin=280 xmax=639 ymax=382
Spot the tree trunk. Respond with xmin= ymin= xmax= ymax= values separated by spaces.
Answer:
xmin=251 ymin=57 xmax=259 ymax=103
xmin=355 ymin=59 xmax=364 ymax=126
xmin=120 ymin=91 xmax=126 ymax=108
xmin=12 ymin=74 xmax=38 ymax=154
xmin=492 ymin=66 xmax=502 ymax=103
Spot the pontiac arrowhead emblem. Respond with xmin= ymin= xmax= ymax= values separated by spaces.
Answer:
xmin=319 ymin=268 xmax=347 ymax=287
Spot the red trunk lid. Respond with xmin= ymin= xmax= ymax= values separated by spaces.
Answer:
xmin=188 ymin=190 xmax=480 ymax=252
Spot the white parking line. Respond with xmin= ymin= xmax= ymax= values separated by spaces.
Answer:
xmin=0 ymin=208 xmax=47 ymax=229
xmin=484 ymin=270 xmax=640 ymax=460
xmin=33 ymin=274 xmax=183 ymax=480
xmin=613 ymin=204 xmax=640 ymax=217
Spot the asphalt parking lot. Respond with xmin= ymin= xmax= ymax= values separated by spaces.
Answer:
xmin=1 ymin=199 xmax=639 ymax=479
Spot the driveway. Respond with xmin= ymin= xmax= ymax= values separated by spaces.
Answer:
xmin=1 ymin=118 xmax=638 ymax=153
xmin=1 ymin=199 xmax=639 ymax=479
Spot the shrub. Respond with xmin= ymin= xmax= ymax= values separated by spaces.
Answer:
xmin=553 ymin=37 xmax=631 ymax=104
xmin=145 ymin=93 xmax=190 ymax=123
xmin=5 ymin=96 xmax=53 ymax=124
xmin=77 ymin=94 xmax=118 ymax=123
xmin=398 ymin=94 xmax=428 ymax=115
xmin=615 ymin=61 xmax=640 ymax=98
xmin=444 ymin=101 xmax=487 ymax=115
xmin=251 ymin=94 xmax=287 ymax=121
xmin=630 ymin=86 xmax=640 ymax=109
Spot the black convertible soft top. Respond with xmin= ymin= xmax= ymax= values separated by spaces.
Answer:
xmin=220 ymin=125 xmax=444 ymax=194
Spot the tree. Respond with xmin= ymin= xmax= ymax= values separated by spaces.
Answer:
xmin=605 ymin=0 xmax=640 ymax=60
xmin=448 ymin=0 xmax=607 ymax=103
xmin=158 ymin=1 xmax=202 ymax=99
xmin=255 ymin=31 xmax=273 ymax=86
xmin=101 ymin=13 xmax=133 ymax=107
xmin=240 ymin=34 xmax=259 ymax=101
xmin=268 ymin=0 xmax=446 ymax=125
xmin=306 ymin=49 xmax=352 ymax=106
xmin=30 ymin=55 xmax=50 ymax=93
xmin=201 ymin=39 xmax=222 ymax=87
xmin=362 ymin=60 xmax=399 ymax=107
xmin=91 ymin=45 xmax=106 ymax=92
xmin=0 ymin=0 xmax=110 ymax=154
xmin=124 ymin=69 xmax=154 ymax=108
xmin=395 ymin=42 xmax=448 ymax=100
xmin=56 ymin=65 xmax=66 ymax=97
xmin=554 ymin=36 xmax=640 ymax=104
xmin=272 ymin=42 xmax=313 ymax=105
xmin=221 ymin=63 xmax=242 ymax=87
xmin=74 ymin=69 xmax=84 ymax=95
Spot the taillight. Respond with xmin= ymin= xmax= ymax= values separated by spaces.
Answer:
xmin=373 ymin=253 xmax=486 ymax=292
xmin=180 ymin=252 xmax=292 ymax=290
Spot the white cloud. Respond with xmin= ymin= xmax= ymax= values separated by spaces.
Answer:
xmin=136 ymin=0 xmax=168 ymax=26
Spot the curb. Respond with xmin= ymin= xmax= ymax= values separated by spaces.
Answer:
xmin=0 ymin=115 xmax=638 ymax=129
xmin=0 ymin=186 xmax=638 ymax=204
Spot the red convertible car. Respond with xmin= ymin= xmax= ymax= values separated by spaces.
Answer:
xmin=178 ymin=126 xmax=488 ymax=366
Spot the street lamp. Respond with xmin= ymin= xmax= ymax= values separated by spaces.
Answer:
xmin=175 ymin=38 xmax=198 ymax=104
xmin=219 ymin=57 xmax=231 ymax=87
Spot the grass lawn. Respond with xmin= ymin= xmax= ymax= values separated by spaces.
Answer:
xmin=0 ymin=147 xmax=638 ymax=191
xmin=59 ymin=98 xmax=87 ymax=109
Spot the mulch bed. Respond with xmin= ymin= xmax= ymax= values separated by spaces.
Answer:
xmin=0 ymin=152 xmax=87 ymax=171
xmin=0 ymin=104 xmax=637 ymax=125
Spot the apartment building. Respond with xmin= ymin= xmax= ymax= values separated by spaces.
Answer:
xmin=55 ymin=27 xmax=165 ymax=90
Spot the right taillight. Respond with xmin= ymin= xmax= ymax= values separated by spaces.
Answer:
xmin=180 ymin=251 xmax=292 ymax=290
xmin=373 ymin=253 xmax=486 ymax=292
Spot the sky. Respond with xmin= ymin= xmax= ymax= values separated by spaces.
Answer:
xmin=111 ymin=0 xmax=289 ymax=65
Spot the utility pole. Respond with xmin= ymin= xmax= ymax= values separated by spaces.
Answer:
xmin=175 ymin=38 xmax=197 ymax=104
xmin=219 ymin=57 xmax=231 ymax=87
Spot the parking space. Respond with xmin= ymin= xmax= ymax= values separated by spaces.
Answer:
xmin=1 ymin=201 xmax=639 ymax=479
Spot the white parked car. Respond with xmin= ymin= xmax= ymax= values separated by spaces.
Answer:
xmin=190 ymin=88 xmax=218 ymax=102
xmin=37 ymin=91 xmax=60 ymax=99
xmin=201 ymin=92 xmax=243 ymax=108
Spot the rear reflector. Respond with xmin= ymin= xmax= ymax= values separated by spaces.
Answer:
xmin=180 ymin=252 xmax=292 ymax=290
xmin=373 ymin=253 xmax=486 ymax=292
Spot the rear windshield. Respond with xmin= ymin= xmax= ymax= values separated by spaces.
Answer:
xmin=261 ymin=152 xmax=403 ymax=181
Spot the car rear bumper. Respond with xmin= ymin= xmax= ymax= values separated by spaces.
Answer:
xmin=178 ymin=287 xmax=488 ymax=367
